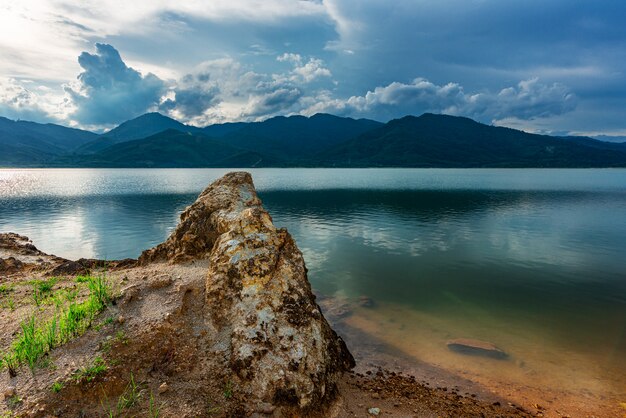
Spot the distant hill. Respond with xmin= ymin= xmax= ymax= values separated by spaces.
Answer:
xmin=591 ymin=135 xmax=626 ymax=144
xmin=201 ymin=122 xmax=247 ymax=137
xmin=63 ymin=129 xmax=275 ymax=168
xmin=218 ymin=113 xmax=383 ymax=160
xmin=76 ymin=112 xmax=201 ymax=154
xmin=0 ymin=117 xmax=97 ymax=166
xmin=2 ymin=112 xmax=626 ymax=168
xmin=318 ymin=114 xmax=626 ymax=167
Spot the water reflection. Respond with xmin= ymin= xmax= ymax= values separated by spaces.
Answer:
xmin=0 ymin=194 xmax=196 ymax=259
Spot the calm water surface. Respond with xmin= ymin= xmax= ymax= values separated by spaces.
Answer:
xmin=1 ymin=168 xmax=625 ymax=413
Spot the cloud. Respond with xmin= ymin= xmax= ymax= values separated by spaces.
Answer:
xmin=244 ymin=88 xmax=303 ymax=117
xmin=0 ymin=78 xmax=61 ymax=123
xmin=160 ymin=53 xmax=332 ymax=125
xmin=276 ymin=53 xmax=332 ymax=83
xmin=303 ymin=76 xmax=577 ymax=123
xmin=65 ymin=44 xmax=166 ymax=125
xmin=492 ymin=78 xmax=577 ymax=120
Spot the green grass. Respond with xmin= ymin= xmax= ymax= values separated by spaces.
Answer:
xmin=1 ymin=294 xmax=16 ymax=311
xmin=101 ymin=374 xmax=146 ymax=417
xmin=115 ymin=330 xmax=129 ymax=345
xmin=51 ymin=381 xmax=64 ymax=393
xmin=31 ymin=277 xmax=58 ymax=305
xmin=75 ymin=275 xmax=90 ymax=283
xmin=117 ymin=373 xmax=143 ymax=410
xmin=0 ymin=284 xmax=16 ymax=311
xmin=72 ymin=356 xmax=107 ymax=383
xmin=6 ymin=394 xmax=22 ymax=409
xmin=1 ymin=275 xmax=112 ymax=372
xmin=148 ymin=391 xmax=164 ymax=418
xmin=223 ymin=380 xmax=233 ymax=399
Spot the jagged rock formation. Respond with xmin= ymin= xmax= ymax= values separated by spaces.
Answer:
xmin=141 ymin=172 xmax=355 ymax=414
xmin=139 ymin=172 xmax=261 ymax=264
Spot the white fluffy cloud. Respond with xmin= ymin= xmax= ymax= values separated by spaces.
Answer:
xmin=159 ymin=53 xmax=333 ymax=125
xmin=0 ymin=78 xmax=66 ymax=123
xmin=302 ymin=77 xmax=577 ymax=123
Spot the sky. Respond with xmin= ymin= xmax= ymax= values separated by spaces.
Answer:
xmin=0 ymin=0 xmax=625 ymax=136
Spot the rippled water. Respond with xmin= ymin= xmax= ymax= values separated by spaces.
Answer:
xmin=1 ymin=168 xmax=626 ymax=414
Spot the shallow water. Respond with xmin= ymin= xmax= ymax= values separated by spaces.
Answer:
xmin=1 ymin=168 xmax=626 ymax=415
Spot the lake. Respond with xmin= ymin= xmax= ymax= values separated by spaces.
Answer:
xmin=1 ymin=168 xmax=625 ymax=415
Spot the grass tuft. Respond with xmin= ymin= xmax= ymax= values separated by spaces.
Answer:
xmin=1 ymin=275 xmax=112 ymax=373
xmin=51 ymin=381 xmax=64 ymax=393
xmin=31 ymin=277 xmax=58 ymax=306
xmin=148 ymin=391 xmax=164 ymax=418
xmin=116 ymin=373 xmax=143 ymax=411
xmin=72 ymin=356 xmax=107 ymax=383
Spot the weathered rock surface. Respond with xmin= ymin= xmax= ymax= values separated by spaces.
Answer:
xmin=446 ymin=338 xmax=508 ymax=359
xmin=141 ymin=171 xmax=355 ymax=414
xmin=139 ymin=172 xmax=261 ymax=264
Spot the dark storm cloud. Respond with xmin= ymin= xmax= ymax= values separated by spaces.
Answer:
xmin=65 ymin=44 xmax=166 ymax=125
xmin=161 ymin=72 xmax=221 ymax=118
xmin=245 ymin=88 xmax=303 ymax=117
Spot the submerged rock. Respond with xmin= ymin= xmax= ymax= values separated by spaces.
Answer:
xmin=358 ymin=295 xmax=376 ymax=308
xmin=142 ymin=172 xmax=355 ymax=414
xmin=446 ymin=338 xmax=508 ymax=359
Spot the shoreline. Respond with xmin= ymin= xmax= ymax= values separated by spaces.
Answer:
xmin=0 ymin=231 xmax=537 ymax=418
xmin=1 ymin=232 xmax=623 ymax=417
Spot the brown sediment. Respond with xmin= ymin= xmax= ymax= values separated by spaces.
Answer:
xmin=0 ymin=171 xmax=604 ymax=417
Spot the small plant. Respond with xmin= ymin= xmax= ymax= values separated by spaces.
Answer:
xmin=1 ymin=294 xmax=16 ymax=311
xmin=114 ymin=330 xmax=129 ymax=345
xmin=223 ymin=380 xmax=233 ymax=399
xmin=6 ymin=394 xmax=22 ymax=409
xmin=73 ymin=356 xmax=107 ymax=383
xmin=2 ymin=352 xmax=18 ymax=377
xmin=75 ymin=275 xmax=90 ymax=283
xmin=0 ymin=284 xmax=12 ymax=295
xmin=207 ymin=403 xmax=221 ymax=415
xmin=31 ymin=277 xmax=57 ymax=305
xmin=51 ymin=381 xmax=63 ymax=393
xmin=116 ymin=373 xmax=143 ymax=411
xmin=148 ymin=391 xmax=164 ymax=418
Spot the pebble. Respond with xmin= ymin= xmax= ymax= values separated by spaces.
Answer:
xmin=368 ymin=407 xmax=381 ymax=416
xmin=158 ymin=382 xmax=168 ymax=394
xmin=371 ymin=392 xmax=380 ymax=399
xmin=3 ymin=386 xmax=16 ymax=399
xmin=118 ymin=315 xmax=125 ymax=324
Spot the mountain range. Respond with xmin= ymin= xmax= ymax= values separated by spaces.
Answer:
xmin=2 ymin=112 xmax=626 ymax=168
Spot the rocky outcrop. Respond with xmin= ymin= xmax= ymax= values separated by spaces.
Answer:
xmin=141 ymin=172 xmax=355 ymax=414
xmin=139 ymin=172 xmax=262 ymax=264
xmin=0 ymin=233 xmax=45 ymax=257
